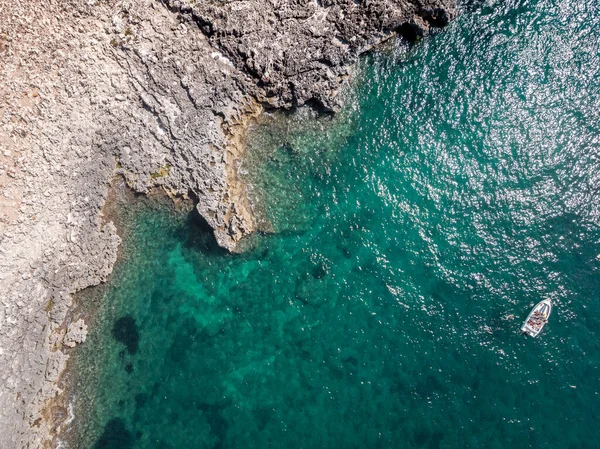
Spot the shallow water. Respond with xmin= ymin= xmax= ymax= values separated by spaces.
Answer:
xmin=71 ymin=0 xmax=600 ymax=447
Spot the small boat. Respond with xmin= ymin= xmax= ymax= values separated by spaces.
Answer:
xmin=521 ymin=299 xmax=552 ymax=337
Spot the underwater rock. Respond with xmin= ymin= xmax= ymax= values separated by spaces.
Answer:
xmin=92 ymin=418 xmax=134 ymax=449
xmin=112 ymin=315 xmax=139 ymax=355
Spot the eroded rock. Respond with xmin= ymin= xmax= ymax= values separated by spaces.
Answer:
xmin=63 ymin=319 xmax=88 ymax=348
xmin=0 ymin=0 xmax=456 ymax=447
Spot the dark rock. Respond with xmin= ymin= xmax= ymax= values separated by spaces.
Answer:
xmin=92 ymin=418 xmax=134 ymax=449
xmin=112 ymin=315 xmax=139 ymax=355
xmin=311 ymin=262 xmax=329 ymax=279
xmin=168 ymin=0 xmax=457 ymax=111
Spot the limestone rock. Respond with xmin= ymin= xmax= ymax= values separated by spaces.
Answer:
xmin=63 ymin=319 xmax=88 ymax=348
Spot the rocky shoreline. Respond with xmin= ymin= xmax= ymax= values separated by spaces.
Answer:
xmin=0 ymin=0 xmax=455 ymax=447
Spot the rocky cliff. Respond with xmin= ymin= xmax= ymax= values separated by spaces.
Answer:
xmin=0 ymin=0 xmax=455 ymax=447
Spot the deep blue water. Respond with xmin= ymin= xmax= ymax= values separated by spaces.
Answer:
xmin=71 ymin=0 xmax=600 ymax=448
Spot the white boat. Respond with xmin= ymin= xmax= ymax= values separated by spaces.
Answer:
xmin=521 ymin=299 xmax=552 ymax=337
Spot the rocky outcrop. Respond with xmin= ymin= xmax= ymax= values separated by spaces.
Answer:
xmin=0 ymin=0 xmax=455 ymax=447
xmin=111 ymin=0 xmax=457 ymax=250
xmin=170 ymin=0 xmax=455 ymax=110
xmin=63 ymin=319 xmax=88 ymax=348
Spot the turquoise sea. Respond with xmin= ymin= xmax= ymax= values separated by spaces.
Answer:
xmin=70 ymin=0 xmax=600 ymax=447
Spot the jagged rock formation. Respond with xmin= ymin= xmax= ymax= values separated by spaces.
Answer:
xmin=0 ymin=0 xmax=455 ymax=447
xmin=172 ymin=0 xmax=454 ymax=110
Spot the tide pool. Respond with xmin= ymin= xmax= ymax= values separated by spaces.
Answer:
xmin=71 ymin=0 xmax=600 ymax=447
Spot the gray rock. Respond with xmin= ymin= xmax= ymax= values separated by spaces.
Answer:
xmin=170 ymin=0 xmax=456 ymax=110
xmin=63 ymin=319 xmax=88 ymax=348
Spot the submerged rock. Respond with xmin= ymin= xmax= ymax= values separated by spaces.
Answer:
xmin=92 ymin=418 xmax=134 ymax=449
xmin=112 ymin=315 xmax=139 ymax=355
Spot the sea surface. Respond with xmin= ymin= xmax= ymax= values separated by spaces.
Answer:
xmin=70 ymin=0 xmax=600 ymax=447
